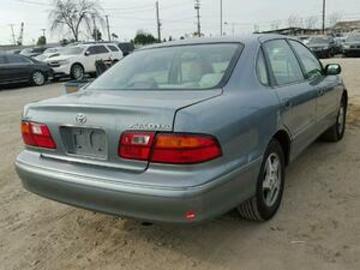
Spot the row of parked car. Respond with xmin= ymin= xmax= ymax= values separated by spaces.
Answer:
xmin=297 ymin=33 xmax=360 ymax=58
xmin=0 ymin=42 xmax=134 ymax=88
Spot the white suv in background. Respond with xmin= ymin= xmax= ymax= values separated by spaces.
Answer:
xmin=46 ymin=43 xmax=123 ymax=80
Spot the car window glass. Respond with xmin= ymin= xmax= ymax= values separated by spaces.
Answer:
xmin=87 ymin=45 xmax=109 ymax=55
xmin=6 ymin=55 xmax=32 ymax=64
xmin=108 ymin=45 xmax=119 ymax=52
xmin=0 ymin=56 xmax=6 ymax=64
xmin=256 ymin=50 xmax=269 ymax=85
xmin=88 ymin=43 xmax=241 ymax=90
xmin=289 ymin=40 xmax=323 ymax=80
xmin=263 ymin=40 xmax=304 ymax=85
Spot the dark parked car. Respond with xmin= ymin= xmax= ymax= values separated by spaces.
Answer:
xmin=116 ymin=42 xmax=135 ymax=56
xmin=342 ymin=34 xmax=360 ymax=57
xmin=16 ymin=35 xmax=347 ymax=224
xmin=307 ymin=36 xmax=337 ymax=58
xmin=20 ymin=47 xmax=47 ymax=58
xmin=0 ymin=54 xmax=53 ymax=87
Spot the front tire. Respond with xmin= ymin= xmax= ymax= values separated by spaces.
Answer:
xmin=321 ymin=96 xmax=347 ymax=142
xmin=237 ymin=139 xmax=285 ymax=221
xmin=31 ymin=71 xmax=46 ymax=86
xmin=70 ymin=64 xmax=85 ymax=80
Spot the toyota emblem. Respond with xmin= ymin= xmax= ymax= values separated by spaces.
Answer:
xmin=75 ymin=113 xmax=87 ymax=125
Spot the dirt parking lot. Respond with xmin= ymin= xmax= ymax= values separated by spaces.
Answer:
xmin=1 ymin=58 xmax=360 ymax=270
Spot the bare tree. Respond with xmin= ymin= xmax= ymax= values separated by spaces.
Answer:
xmin=305 ymin=16 xmax=319 ymax=29
xmin=288 ymin=15 xmax=301 ymax=28
xmin=328 ymin=12 xmax=342 ymax=27
xmin=49 ymin=0 xmax=104 ymax=41
xmin=271 ymin=20 xmax=282 ymax=30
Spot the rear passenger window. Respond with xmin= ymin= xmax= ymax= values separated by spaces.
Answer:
xmin=87 ymin=45 xmax=109 ymax=55
xmin=289 ymin=40 xmax=323 ymax=80
xmin=256 ymin=50 xmax=269 ymax=85
xmin=263 ymin=40 xmax=304 ymax=86
xmin=108 ymin=45 xmax=119 ymax=52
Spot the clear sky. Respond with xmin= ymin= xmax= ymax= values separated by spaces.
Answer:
xmin=0 ymin=0 xmax=360 ymax=45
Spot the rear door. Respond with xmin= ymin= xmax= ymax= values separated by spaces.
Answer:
xmin=106 ymin=44 xmax=123 ymax=60
xmin=263 ymin=39 xmax=318 ymax=159
xmin=84 ymin=45 xmax=111 ymax=72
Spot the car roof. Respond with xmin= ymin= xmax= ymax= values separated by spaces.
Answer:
xmin=139 ymin=34 xmax=287 ymax=50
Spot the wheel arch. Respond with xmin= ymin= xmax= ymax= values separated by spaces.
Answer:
xmin=272 ymin=129 xmax=291 ymax=167
xmin=342 ymin=89 xmax=348 ymax=108
xmin=71 ymin=62 xmax=85 ymax=73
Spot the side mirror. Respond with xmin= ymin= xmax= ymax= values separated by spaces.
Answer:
xmin=84 ymin=51 xmax=90 ymax=56
xmin=325 ymin=64 xmax=341 ymax=76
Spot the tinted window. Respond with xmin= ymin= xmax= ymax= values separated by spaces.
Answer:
xmin=289 ymin=40 xmax=323 ymax=79
xmin=256 ymin=50 xmax=269 ymax=85
xmin=108 ymin=45 xmax=119 ymax=52
xmin=88 ymin=44 xmax=241 ymax=91
xmin=87 ymin=45 xmax=109 ymax=55
xmin=7 ymin=55 xmax=32 ymax=64
xmin=0 ymin=56 xmax=6 ymax=64
xmin=263 ymin=40 xmax=304 ymax=85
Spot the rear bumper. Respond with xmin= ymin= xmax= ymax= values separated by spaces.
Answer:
xmin=15 ymin=151 xmax=260 ymax=224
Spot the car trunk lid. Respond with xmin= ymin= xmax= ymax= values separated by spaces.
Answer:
xmin=23 ymin=89 xmax=222 ymax=171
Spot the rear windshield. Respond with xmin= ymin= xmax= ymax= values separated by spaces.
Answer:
xmin=88 ymin=43 xmax=242 ymax=90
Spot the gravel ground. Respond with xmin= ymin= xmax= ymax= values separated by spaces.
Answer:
xmin=0 ymin=59 xmax=360 ymax=270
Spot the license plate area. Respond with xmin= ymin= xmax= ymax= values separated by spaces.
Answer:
xmin=61 ymin=127 xmax=107 ymax=159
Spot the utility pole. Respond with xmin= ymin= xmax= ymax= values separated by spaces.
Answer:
xmin=92 ymin=14 xmax=98 ymax=41
xmin=322 ymin=0 xmax=326 ymax=34
xmin=105 ymin=15 xmax=111 ymax=41
xmin=194 ymin=0 xmax=201 ymax=37
xmin=220 ymin=0 xmax=223 ymax=36
xmin=156 ymin=1 xmax=161 ymax=42
xmin=9 ymin=24 xmax=16 ymax=45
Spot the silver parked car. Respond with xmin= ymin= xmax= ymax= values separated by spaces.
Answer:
xmin=16 ymin=35 xmax=347 ymax=224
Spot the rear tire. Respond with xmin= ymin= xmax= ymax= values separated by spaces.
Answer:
xmin=31 ymin=71 xmax=46 ymax=86
xmin=321 ymin=96 xmax=347 ymax=142
xmin=70 ymin=64 xmax=85 ymax=81
xmin=237 ymin=139 xmax=285 ymax=221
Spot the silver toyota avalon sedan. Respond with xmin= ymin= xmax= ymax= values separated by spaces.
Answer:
xmin=16 ymin=35 xmax=347 ymax=224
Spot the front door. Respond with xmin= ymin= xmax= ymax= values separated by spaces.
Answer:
xmin=288 ymin=40 xmax=341 ymax=134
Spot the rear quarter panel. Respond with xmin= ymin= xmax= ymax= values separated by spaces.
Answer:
xmin=172 ymin=40 xmax=281 ymax=187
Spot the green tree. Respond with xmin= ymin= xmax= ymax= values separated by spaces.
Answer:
xmin=134 ymin=31 xmax=157 ymax=45
xmin=37 ymin=36 xmax=47 ymax=46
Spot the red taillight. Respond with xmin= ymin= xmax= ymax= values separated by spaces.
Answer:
xmin=118 ymin=132 xmax=222 ymax=164
xmin=119 ymin=131 xmax=155 ymax=161
xmin=21 ymin=121 xmax=56 ymax=149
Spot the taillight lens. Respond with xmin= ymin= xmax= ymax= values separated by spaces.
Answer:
xmin=21 ymin=121 xmax=56 ymax=149
xmin=119 ymin=132 xmax=222 ymax=164
xmin=119 ymin=131 xmax=155 ymax=161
